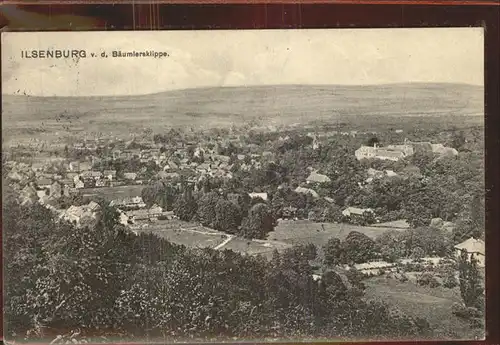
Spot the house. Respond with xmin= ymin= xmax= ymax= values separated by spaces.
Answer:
xmin=123 ymin=172 xmax=137 ymax=181
xmin=110 ymin=196 xmax=146 ymax=209
xmin=249 ymin=192 xmax=268 ymax=201
xmin=20 ymin=185 xmax=38 ymax=205
xmin=215 ymin=155 xmax=231 ymax=163
xmin=431 ymin=144 xmax=459 ymax=157
xmin=454 ymin=237 xmax=485 ymax=267
xmin=31 ymin=162 xmax=45 ymax=172
xmin=69 ymin=161 xmax=80 ymax=172
xmin=386 ymin=143 xmax=415 ymax=156
xmin=196 ymin=163 xmax=212 ymax=173
xmin=59 ymin=201 xmax=101 ymax=227
xmin=127 ymin=209 xmax=150 ymax=222
xmin=350 ymin=261 xmax=397 ymax=275
xmin=158 ymin=171 xmax=180 ymax=180
xmin=36 ymin=189 xmax=48 ymax=200
xmin=7 ymin=171 xmax=24 ymax=182
xmin=355 ymin=141 xmax=414 ymax=162
xmin=49 ymin=181 xmax=64 ymax=198
xmin=75 ymin=179 xmax=85 ymax=189
xmin=81 ymin=171 xmax=103 ymax=181
xmin=294 ymin=186 xmax=319 ymax=198
xmin=79 ymin=161 xmax=92 ymax=172
xmin=36 ymin=178 xmax=52 ymax=190
xmin=149 ymin=205 xmax=163 ymax=220
xmin=324 ymin=197 xmax=335 ymax=203
xmin=66 ymin=172 xmax=79 ymax=180
xmin=61 ymin=179 xmax=75 ymax=189
xmin=342 ymin=207 xmax=374 ymax=218
xmin=306 ymin=171 xmax=331 ymax=184
xmin=355 ymin=145 xmax=406 ymax=162
xmin=103 ymin=170 xmax=117 ymax=180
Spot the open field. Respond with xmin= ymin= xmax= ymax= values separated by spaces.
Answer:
xmin=133 ymin=219 xmax=226 ymax=249
xmin=364 ymin=276 xmax=479 ymax=340
xmin=81 ymin=185 xmax=144 ymax=201
xmin=223 ymin=237 xmax=292 ymax=257
xmin=132 ymin=218 xmax=401 ymax=259
xmin=2 ymin=83 xmax=483 ymax=144
xmin=269 ymin=220 xmax=406 ymax=247
xmin=132 ymin=219 xmax=292 ymax=255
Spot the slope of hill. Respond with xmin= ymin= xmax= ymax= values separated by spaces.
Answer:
xmin=1 ymin=83 xmax=484 ymax=143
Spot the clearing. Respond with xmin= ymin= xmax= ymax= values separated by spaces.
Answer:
xmin=132 ymin=219 xmax=292 ymax=256
xmin=269 ymin=220 xmax=407 ymax=247
xmin=364 ymin=276 xmax=480 ymax=340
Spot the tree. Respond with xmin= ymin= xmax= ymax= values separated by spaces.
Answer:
xmin=323 ymin=204 xmax=343 ymax=223
xmin=214 ymin=199 xmax=243 ymax=234
xmin=366 ymin=136 xmax=380 ymax=147
xmin=451 ymin=130 xmax=466 ymax=150
xmin=173 ymin=192 xmax=198 ymax=222
xmin=400 ymin=227 xmax=452 ymax=258
xmin=375 ymin=230 xmax=404 ymax=262
xmin=342 ymin=231 xmax=376 ymax=264
xmin=453 ymin=193 xmax=485 ymax=243
xmin=196 ymin=192 xmax=220 ymax=228
xmin=240 ymin=203 xmax=276 ymax=240
xmin=283 ymin=243 xmax=317 ymax=262
xmin=141 ymin=181 xmax=178 ymax=210
xmin=458 ymin=250 xmax=484 ymax=310
xmin=323 ymin=238 xmax=343 ymax=267
xmin=361 ymin=210 xmax=376 ymax=226
xmin=443 ymin=268 xmax=458 ymax=288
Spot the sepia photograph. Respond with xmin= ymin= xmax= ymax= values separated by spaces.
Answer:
xmin=2 ymin=28 xmax=485 ymax=343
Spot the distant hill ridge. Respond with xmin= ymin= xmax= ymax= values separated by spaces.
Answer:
xmin=2 ymin=82 xmax=483 ymax=100
xmin=2 ymin=83 xmax=484 ymax=141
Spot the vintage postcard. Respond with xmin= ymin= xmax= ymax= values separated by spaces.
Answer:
xmin=2 ymin=28 xmax=485 ymax=343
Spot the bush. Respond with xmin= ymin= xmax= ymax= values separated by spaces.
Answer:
xmin=452 ymin=303 xmax=481 ymax=320
xmin=469 ymin=317 xmax=484 ymax=329
xmin=417 ymin=272 xmax=440 ymax=288
xmin=410 ymin=246 xmax=425 ymax=260
xmin=398 ymin=273 xmax=409 ymax=283
xmin=442 ymin=270 xmax=458 ymax=289
xmin=342 ymin=231 xmax=377 ymax=264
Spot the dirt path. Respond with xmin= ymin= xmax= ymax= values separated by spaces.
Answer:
xmin=214 ymin=235 xmax=235 ymax=250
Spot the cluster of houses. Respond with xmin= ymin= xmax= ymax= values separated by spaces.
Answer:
xmin=355 ymin=139 xmax=458 ymax=162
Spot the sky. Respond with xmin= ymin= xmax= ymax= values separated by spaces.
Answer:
xmin=1 ymin=28 xmax=484 ymax=97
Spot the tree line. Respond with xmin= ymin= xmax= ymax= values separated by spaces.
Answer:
xmin=3 ymin=189 xmax=431 ymax=341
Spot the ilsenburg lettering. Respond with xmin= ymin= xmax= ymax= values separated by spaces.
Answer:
xmin=21 ymin=50 xmax=87 ymax=59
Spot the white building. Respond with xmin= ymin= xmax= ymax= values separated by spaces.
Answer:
xmin=342 ymin=207 xmax=374 ymax=217
xmin=306 ymin=171 xmax=331 ymax=184
xmin=454 ymin=237 xmax=485 ymax=267
xmin=249 ymin=192 xmax=268 ymax=201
